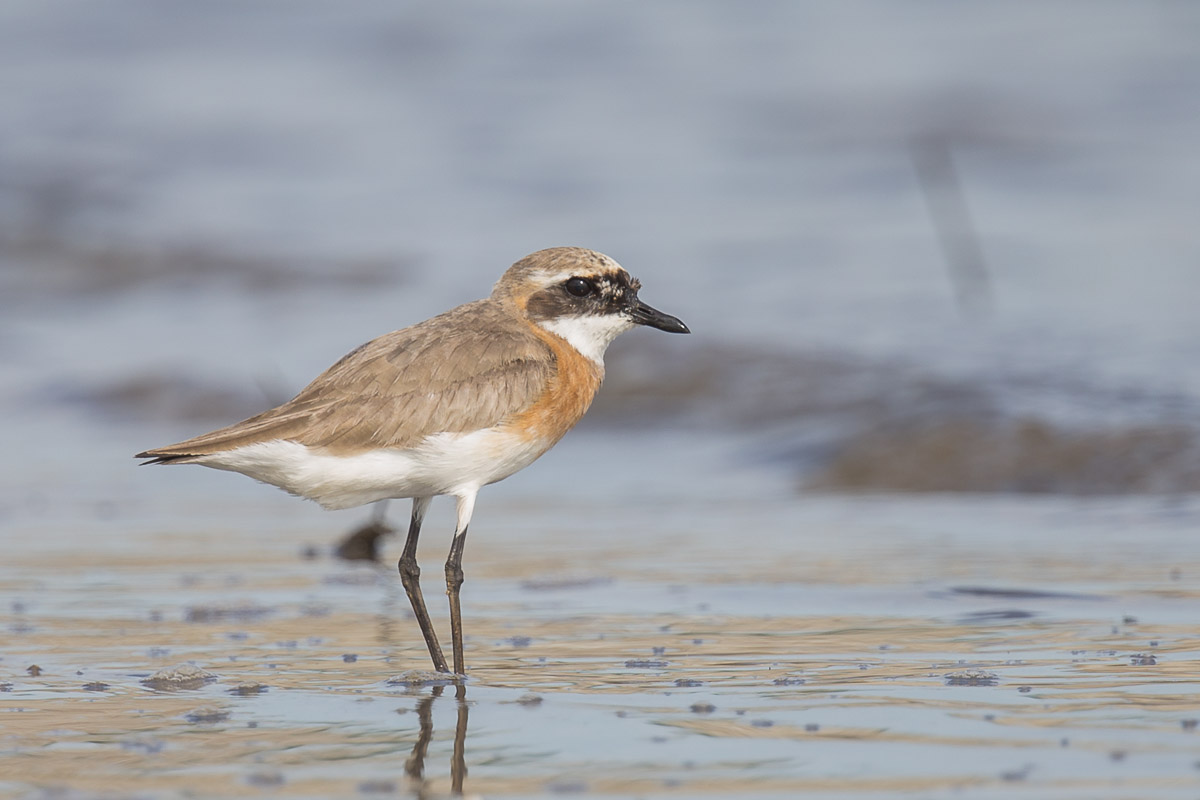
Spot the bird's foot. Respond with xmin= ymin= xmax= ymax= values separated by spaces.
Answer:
xmin=386 ymin=669 xmax=465 ymax=688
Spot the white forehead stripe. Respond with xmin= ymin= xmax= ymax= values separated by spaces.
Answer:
xmin=536 ymin=258 xmax=624 ymax=286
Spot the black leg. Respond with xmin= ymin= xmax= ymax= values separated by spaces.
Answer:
xmin=397 ymin=497 xmax=449 ymax=673
xmin=445 ymin=527 xmax=468 ymax=676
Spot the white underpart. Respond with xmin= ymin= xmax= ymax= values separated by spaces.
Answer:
xmin=194 ymin=426 xmax=557 ymax=510
xmin=538 ymin=312 xmax=634 ymax=365
xmin=453 ymin=492 xmax=477 ymax=536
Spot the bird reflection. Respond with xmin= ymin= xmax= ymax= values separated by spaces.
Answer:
xmin=404 ymin=683 xmax=469 ymax=797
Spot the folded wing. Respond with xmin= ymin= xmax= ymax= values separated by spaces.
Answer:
xmin=137 ymin=300 xmax=555 ymax=462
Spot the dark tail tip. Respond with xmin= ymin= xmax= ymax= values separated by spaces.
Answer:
xmin=135 ymin=451 xmax=191 ymax=465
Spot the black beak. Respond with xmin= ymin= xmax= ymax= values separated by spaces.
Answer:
xmin=629 ymin=300 xmax=690 ymax=334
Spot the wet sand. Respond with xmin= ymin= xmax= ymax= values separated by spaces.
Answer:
xmin=4 ymin=484 xmax=1199 ymax=798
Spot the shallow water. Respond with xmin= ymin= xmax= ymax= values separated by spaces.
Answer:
xmin=4 ymin=472 xmax=1200 ymax=798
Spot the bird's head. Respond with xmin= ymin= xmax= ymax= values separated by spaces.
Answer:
xmin=493 ymin=247 xmax=689 ymax=364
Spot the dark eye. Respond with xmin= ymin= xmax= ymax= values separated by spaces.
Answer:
xmin=564 ymin=277 xmax=594 ymax=297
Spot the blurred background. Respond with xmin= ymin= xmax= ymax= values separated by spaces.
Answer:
xmin=3 ymin=0 xmax=1200 ymax=525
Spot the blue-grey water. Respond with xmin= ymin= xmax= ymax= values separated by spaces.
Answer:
xmin=2 ymin=2 xmax=1200 ymax=798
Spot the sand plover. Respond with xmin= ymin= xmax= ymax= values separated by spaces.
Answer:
xmin=137 ymin=247 xmax=690 ymax=675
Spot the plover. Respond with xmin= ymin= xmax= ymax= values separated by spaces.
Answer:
xmin=137 ymin=247 xmax=690 ymax=675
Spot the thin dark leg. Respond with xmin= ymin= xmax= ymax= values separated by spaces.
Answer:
xmin=397 ymin=497 xmax=449 ymax=673
xmin=445 ymin=528 xmax=468 ymax=676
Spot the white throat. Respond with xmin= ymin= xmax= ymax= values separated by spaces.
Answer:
xmin=538 ymin=313 xmax=634 ymax=365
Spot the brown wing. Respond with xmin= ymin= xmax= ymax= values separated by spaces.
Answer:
xmin=137 ymin=299 xmax=556 ymax=461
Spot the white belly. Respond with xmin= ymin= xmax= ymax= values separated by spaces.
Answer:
xmin=193 ymin=427 xmax=556 ymax=509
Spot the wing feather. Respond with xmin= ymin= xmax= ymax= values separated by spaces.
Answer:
xmin=137 ymin=299 xmax=556 ymax=460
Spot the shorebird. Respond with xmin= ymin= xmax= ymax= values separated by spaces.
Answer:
xmin=136 ymin=247 xmax=689 ymax=675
